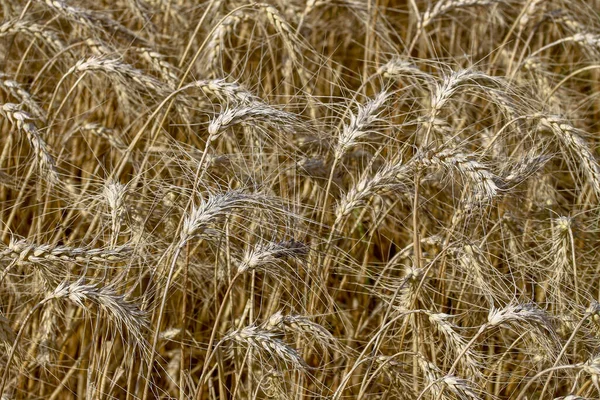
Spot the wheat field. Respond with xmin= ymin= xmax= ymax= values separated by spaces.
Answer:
xmin=1 ymin=0 xmax=600 ymax=399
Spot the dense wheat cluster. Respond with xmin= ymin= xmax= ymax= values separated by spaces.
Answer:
xmin=2 ymin=0 xmax=600 ymax=399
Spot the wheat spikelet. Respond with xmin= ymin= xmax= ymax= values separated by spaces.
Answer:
xmin=205 ymin=4 xmax=309 ymax=83
xmin=421 ymin=70 xmax=506 ymax=141
xmin=49 ymin=279 xmax=149 ymax=356
xmin=182 ymin=79 xmax=257 ymax=105
xmin=259 ymin=369 xmax=291 ymax=400
xmin=296 ymin=157 xmax=330 ymax=179
xmin=79 ymin=123 xmax=127 ymax=151
xmin=102 ymin=181 xmax=128 ymax=242
xmin=1 ymin=237 xmax=132 ymax=263
xmin=369 ymin=354 xmax=417 ymax=395
xmin=377 ymin=58 xmax=435 ymax=84
xmin=486 ymin=303 xmax=551 ymax=330
xmin=587 ymin=302 xmax=600 ymax=332
xmin=237 ymin=239 xmax=308 ymax=274
xmin=223 ymin=325 xmax=308 ymax=370
xmin=378 ymin=265 xmax=427 ymax=311
xmin=181 ymin=191 xmax=282 ymax=243
xmin=65 ymin=57 xmax=169 ymax=97
xmin=38 ymin=0 xmax=104 ymax=29
xmin=551 ymin=12 xmax=587 ymax=34
xmin=0 ymin=20 xmax=65 ymax=52
xmin=420 ymin=0 xmax=502 ymax=29
xmin=0 ymin=77 xmax=47 ymax=122
xmin=440 ymin=375 xmax=483 ymax=400
xmin=259 ymin=4 xmax=303 ymax=59
xmin=420 ymin=147 xmax=503 ymax=204
xmin=539 ymin=116 xmax=600 ymax=198
xmin=418 ymin=354 xmax=481 ymax=399
xmin=518 ymin=57 xmax=562 ymax=111
xmin=452 ymin=242 xmax=500 ymax=304
xmin=562 ymin=33 xmax=600 ymax=54
xmin=503 ymin=153 xmax=550 ymax=186
xmin=37 ymin=0 xmax=142 ymax=43
xmin=204 ymin=11 xmax=245 ymax=76
xmin=425 ymin=311 xmax=482 ymax=376
xmin=264 ymin=311 xmax=339 ymax=351
xmin=416 ymin=354 xmax=444 ymax=397
xmin=429 ymin=70 xmax=503 ymax=117
xmin=550 ymin=216 xmax=572 ymax=285
xmin=335 ymin=91 xmax=391 ymax=159
xmin=136 ymin=47 xmax=180 ymax=90
xmin=518 ymin=0 xmax=546 ymax=32
xmin=484 ymin=88 xmax=524 ymax=127
xmin=258 ymin=3 xmax=315 ymax=91
xmin=0 ymin=104 xmax=61 ymax=186
xmin=122 ymin=0 xmax=155 ymax=31
xmin=575 ymin=32 xmax=600 ymax=49
xmin=207 ymin=103 xmax=301 ymax=137
xmin=34 ymin=302 xmax=58 ymax=367
xmin=81 ymin=38 xmax=118 ymax=57
xmin=335 ymin=158 xmax=414 ymax=223
xmin=581 ymin=354 xmax=600 ymax=376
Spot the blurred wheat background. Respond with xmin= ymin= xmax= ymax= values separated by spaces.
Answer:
xmin=1 ymin=0 xmax=600 ymax=399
